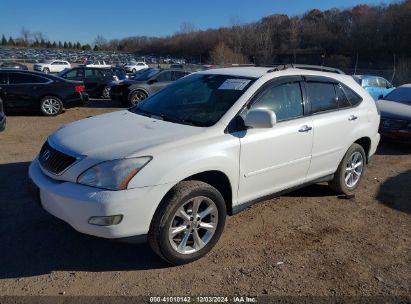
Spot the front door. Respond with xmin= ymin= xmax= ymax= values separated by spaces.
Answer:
xmin=237 ymin=77 xmax=313 ymax=204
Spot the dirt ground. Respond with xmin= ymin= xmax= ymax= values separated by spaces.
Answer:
xmin=0 ymin=100 xmax=410 ymax=298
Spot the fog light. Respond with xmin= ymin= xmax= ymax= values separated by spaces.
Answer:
xmin=88 ymin=215 xmax=123 ymax=226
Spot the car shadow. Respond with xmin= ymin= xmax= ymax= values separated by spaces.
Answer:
xmin=0 ymin=161 xmax=169 ymax=279
xmin=284 ymin=183 xmax=337 ymax=198
xmin=377 ymin=170 xmax=411 ymax=214
xmin=376 ymin=140 xmax=411 ymax=156
xmin=83 ymin=99 xmax=124 ymax=109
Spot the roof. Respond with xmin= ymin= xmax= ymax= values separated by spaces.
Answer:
xmin=399 ymin=84 xmax=411 ymax=88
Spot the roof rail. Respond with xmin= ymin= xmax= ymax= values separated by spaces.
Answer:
xmin=290 ymin=64 xmax=345 ymax=75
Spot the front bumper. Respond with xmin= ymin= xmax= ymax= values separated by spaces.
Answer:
xmin=28 ymin=159 xmax=171 ymax=239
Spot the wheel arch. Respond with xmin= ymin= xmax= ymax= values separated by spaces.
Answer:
xmin=354 ymin=136 xmax=371 ymax=163
xmin=128 ymin=88 xmax=149 ymax=101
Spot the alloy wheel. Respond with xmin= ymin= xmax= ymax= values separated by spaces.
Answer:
xmin=41 ymin=98 xmax=61 ymax=115
xmin=168 ymin=196 xmax=218 ymax=255
xmin=344 ymin=151 xmax=364 ymax=188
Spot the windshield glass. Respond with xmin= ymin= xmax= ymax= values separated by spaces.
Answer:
xmin=129 ymin=73 xmax=255 ymax=127
xmin=134 ymin=68 xmax=160 ymax=81
xmin=384 ymin=87 xmax=411 ymax=104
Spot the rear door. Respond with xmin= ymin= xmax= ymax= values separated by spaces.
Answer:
xmin=83 ymin=68 xmax=100 ymax=96
xmin=61 ymin=68 xmax=84 ymax=82
xmin=304 ymin=77 xmax=363 ymax=181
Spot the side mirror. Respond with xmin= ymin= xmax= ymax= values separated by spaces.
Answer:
xmin=244 ymin=109 xmax=277 ymax=129
xmin=147 ymin=78 xmax=158 ymax=85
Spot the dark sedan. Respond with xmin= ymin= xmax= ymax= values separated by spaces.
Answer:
xmin=110 ymin=69 xmax=190 ymax=106
xmin=58 ymin=67 xmax=117 ymax=99
xmin=0 ymin=70 xmax=88 ymax=116
xmin=0 ymin=61 xmax=28 ymax=70
xmin=0 ymin=97 xmax=5 ymax=131
xmin=377 ymin=85 xmax=411 ymax=143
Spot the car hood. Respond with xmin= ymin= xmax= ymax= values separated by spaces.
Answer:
xmin=48 ymin=110 xmax=204 ymax=160
xmin=378 ymin=99 xmax=411 ymax=120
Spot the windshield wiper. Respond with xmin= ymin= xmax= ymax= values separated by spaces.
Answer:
xmin=131 ymin=108 xmax=201 ymax=126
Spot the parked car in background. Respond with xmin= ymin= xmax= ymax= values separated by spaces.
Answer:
xmin=85 ymin=60 xmax=111 ymax=68
xmin=353 ymin=75 xmax=395 ymax=101
xmin=377 ymin=85 xmax=411 ymax=143
xmin=110 ymin=69 xmax=190 ymax=106
xmin=0 ymin=97 xmax=6 ymax=131
xmin=0 ymin=61 xmax=28 ymax=70
xmin=169 ymin=64 xmax=184 ymax=69
xmin=58 ymin=67 xmax=117 ymax=99
xmin=124 ymin=61 xmax=148 ymax=73
xmin=33 ymin=60 xmax=71 ymax=73
xmin=128 ymin=67 xmax=151 ymax=80
xmin=29 ymin=66 xmax=380 ymax=264
xmin=111 ymin=67 xmax=128 ymax=81
xmin=0 ymin=69 xmax=88 ymax=116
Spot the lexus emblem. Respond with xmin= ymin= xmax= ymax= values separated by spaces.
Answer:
xmin=42 ymin=150 xmax=51 ymax=161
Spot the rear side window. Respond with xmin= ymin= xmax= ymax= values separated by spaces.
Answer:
xmin=84 ymin=69 xmax=95 ymax=78
xmin=251 ymin=82 xmax=304 ymax=122
xmin=334 ymin=84 xmax=351 ymax=108
xmin=9 ymin=73 xmax=49 ymax=84
xmin=156 ymin=71 xmax=173 ymax=82
xmin=341 ymin=84 xmax=363 ymax=106
xmin=307 ymin=82 xmax=338 ymax=113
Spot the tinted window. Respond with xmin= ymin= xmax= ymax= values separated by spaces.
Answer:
xmin=307 ymin=82 xmax=338 ymax=113
xmin=341 ymin=84 xmax=363 ymax=106
xmin=156 ymin=71 xmax=173 ymax=82
xmin=251 ymin=82 xmax=304 ymax=122
xmin=84 ymin=69 xmax=94 ymax=78
xmin=334 ymin=84 xmax=351 ymax=108
xmin=384 ymin=87 xmax=411 ymax=104
xmin=64 ymin=69 xmax=83 ymax=79
xmin=172 ymin=71 xmax=188 ymax=81
xmin=135 ymin=69 xmax=159 ymax=81
xmin=9 ymin=73 xmax=49 ymax=84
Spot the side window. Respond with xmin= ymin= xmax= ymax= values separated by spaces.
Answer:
xmin=307 ymin=82 xmax=338 ymax=113
xmin=9 ymin=73 xmax=49 ymax=84
xmin=378 ymin=78 xmax=392 ymax=88
xmin=367 ymin=77 xmax=379 ymax=87
xmin=250 ymin=82 xmax=304 ymax=122
xmin=64 ymin=69 xmax=82 ymax=79
xmin=341 ymin=84 xmax=363 ymax=106
xmin=156 ymin=71 xmax=172 ymax=82
xmin=334 ymin=84 xmax=351 ymax=108
xmin=84 ymin=69 xmax=94 ymax=78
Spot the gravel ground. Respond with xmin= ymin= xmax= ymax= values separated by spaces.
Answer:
xmin=0 ymin=100 xmax=410 ymax=298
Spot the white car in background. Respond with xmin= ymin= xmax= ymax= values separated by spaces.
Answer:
xmin=124 ymin=61 xmax=149 ymax=73
xmin=33 ymin=60 xmax=71 ymax=73
xmin=85 ymin=60 xmax=111 ymax=68
xmin=29 ymin=65 xmax=380 ymax=265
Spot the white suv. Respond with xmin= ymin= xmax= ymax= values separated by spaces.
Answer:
xmin=29 ymin=65 xmax=380 ymax=264
xmin=33 ymin=60 xmax=71 ymax=73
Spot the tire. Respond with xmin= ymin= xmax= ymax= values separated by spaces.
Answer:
xmin=102 ymin=86 xmax=111 ymax=99
xmin=43 ymin=68 xmax=50 ymax=74
xmin=127 ymin=90 xmax=147 ymax=107
xmin=148 ymin=180 xmax=226 ymax=265
xmin=329 ymin=143 xmax=366 ymax=194
xmin=40 ymin=96 xmax=63 ymax=116
xmin=132 ymin=68 xmax=136 ymax=73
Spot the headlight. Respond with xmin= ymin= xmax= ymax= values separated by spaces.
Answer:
xmin=77 ymin=157 xmax=152 ymax=190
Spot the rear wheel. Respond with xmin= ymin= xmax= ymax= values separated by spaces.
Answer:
xmin=148 ymin=181 xmax=226 ymax=265
xmin=43 ymin=67 xmax=50 ymax=74
xmin=127 ymin=90 xmax=147 ymax=107
xmin=132 ymin=68 xmax=137 ymax=73
xmin=40 ymin=96 xmax=63 ymax=116
xmin=329 ymin=143 xmax=366 ymax=194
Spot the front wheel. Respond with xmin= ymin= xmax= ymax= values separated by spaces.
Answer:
xmin=329 ymin=143 xmax=366 ymax=194
xmin=102 ymin=86 xmax=111 ymax=99
xmin=40 ymin=96 xmax=63 ymax=116
xmin=148 ymin=181 xmax=226 ymax=265
xmin=127 ymin=90 xmax=147 ymax=107
xmin=43 ymin=68 xmax=50 ymax=74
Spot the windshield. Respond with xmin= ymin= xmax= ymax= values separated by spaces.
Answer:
xmin=129 ymin=73 xmax=255 ymax=127
xmin=134 ymin=68 xmax=160 ymax=81
xmin=384 ymin=87 xmax=411 ymax=104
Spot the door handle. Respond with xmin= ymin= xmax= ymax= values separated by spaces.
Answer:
xmin=299 ymin=125 xmax=312 ymax=132
xmin=348 ymin=115 xmax=358 ymax=121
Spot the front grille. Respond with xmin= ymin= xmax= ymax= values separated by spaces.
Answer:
xmin=38 ymin=141 xmax=76 ymax=175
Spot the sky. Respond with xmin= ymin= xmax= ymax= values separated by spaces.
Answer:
xmin=0 ymin=0 xmax=394 ymax=44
